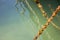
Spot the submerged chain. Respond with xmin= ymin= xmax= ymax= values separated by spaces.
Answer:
xmin=34 ymin=0 xmax=60 ymax=30
xmin=48 ymin=4 xmax=60 ymax=30
xmin=16 ymin=0 xmax=60 ymax=40
xmin=34 ymin=0 xmax=60 ymax=40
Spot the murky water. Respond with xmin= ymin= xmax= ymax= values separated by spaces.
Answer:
xmin=0 ymin=0 xmax=60 ymax=40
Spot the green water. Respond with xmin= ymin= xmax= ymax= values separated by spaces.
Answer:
xmin=0 ymin=0 xmax=37 ymax=40
xmin=0 ymin=0 xmax=60 ymax=40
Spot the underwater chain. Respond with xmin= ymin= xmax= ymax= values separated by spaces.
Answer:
xmin=15 ymin=0 xmax=60 ymax=40
xmin=34 ymin=0 xmax=60 ymax=40
xmin=35 ymin=0 xmax=60 ymax=30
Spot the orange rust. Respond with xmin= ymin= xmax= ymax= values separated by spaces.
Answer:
xmin=34 ymin=0 xmax=60 ymax=40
